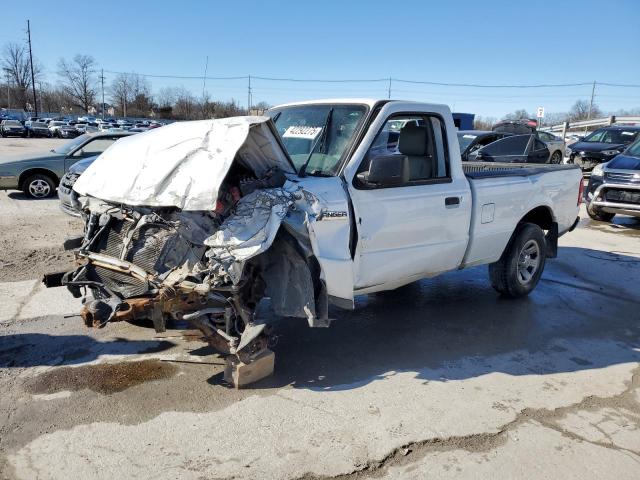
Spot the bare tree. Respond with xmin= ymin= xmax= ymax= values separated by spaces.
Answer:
xmin=129 ymin=74 xmax=153 ymax=116
xmin=1 ymin=42 xmax=41 ymax=109
xmin=172 ymin=87 xmax=196 ymax=120
xmin=473 ymin=115 xmax=496 ymax=130
xmin=569 ymin=99 xmax=602 ymax=121
xmin=252 ymin=101 xmax=270 ymax=115
xmin=502 ymin=109 xmax=531 ymax=121
xmin=109 ymin=72 xmax=133 ymax=117
xmin=57 ymin=54 xmax=97 ymax=113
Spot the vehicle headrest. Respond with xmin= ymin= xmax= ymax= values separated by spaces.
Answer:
xmin=399 ymin=125 xmax=428 ymax=156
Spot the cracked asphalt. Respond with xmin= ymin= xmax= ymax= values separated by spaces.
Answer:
xmin=1 ymin=139 xmax=640 ymax=479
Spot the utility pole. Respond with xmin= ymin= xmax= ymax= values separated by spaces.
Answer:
xmin=5 ymin=74 xmax=9 ymax=109
xmin=587 ymin=80 xmax=596 ymax=120
xmin=247 ymin=74 xmax=252 ymax=114
xmin=388 ymin=77 xmax=392 ymax=99
xmin=202 ymin=56 xmax=209 ymax=99
xmin=26 ymin=20 xmax=38 ymax=117
xmin=100 ymin=69 xmax=105 ymax=119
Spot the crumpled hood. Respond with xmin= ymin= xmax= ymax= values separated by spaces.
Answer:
xmin=73 ymin=116 xmax=295 ymax=211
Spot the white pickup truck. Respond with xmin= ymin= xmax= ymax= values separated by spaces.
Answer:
xmin=46 ymin=99 xmax=583 ymax=384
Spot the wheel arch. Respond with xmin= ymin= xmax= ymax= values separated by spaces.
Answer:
xmin=18 ymin=168 xmax=60 ymax=190
xmin=516 ymin=205 xmax=558 ymax=258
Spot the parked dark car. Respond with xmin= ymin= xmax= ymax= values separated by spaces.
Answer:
xmin=58 ymin=154 xmax=98 ymax=216
xmin=471 ymin=134 xmax=551 ymax=163
xmin=493 ymin=119 xmax=565 ymax=163
xmin=57 ymin=124 xmax=80 ymax=139
xmin=457 ymin=130 xmax=512 ymax=161
xmin=492 ymin=119 xmax=539 ymax=135
xmin=0 ymin=119 xmax=26 ymax=137
xmin=26 ymin=120 xmax=52 ymax=138
xmin=584 ymin=138 xmax=640 ymax=222
xmin=0 ymin=132 xmax=132 ymax=198
xmin=566 ymin=126 xmax=640 ymax=171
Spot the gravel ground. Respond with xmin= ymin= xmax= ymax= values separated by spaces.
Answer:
xmin=0 ymin=138 xmax=83 ymax=282
xmin=1 ymin=137 xmax=640 ymax=479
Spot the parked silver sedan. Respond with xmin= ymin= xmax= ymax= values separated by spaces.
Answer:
xmin=537 ymin=131 xmax=565 ymax=164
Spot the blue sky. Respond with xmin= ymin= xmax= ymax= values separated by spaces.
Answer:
xmin=2 ymin=0 xmax=639 ymax=118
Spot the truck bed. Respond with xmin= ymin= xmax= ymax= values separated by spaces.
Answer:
xmin=462 ymin=162 xmax=579 ymax=179
xmin=463 ymin=162 xmax=579 ymax=179
xmin=461 ymin=162 xmax=582 ymax=269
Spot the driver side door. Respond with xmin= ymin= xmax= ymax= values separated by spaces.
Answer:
xmin=346 ymin=108 xmax=472 ymax=291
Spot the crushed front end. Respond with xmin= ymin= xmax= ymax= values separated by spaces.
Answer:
xmin=44 ymin=116 xmax=340 ymax=385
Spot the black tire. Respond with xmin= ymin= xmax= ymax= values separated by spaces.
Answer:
xmin=586 ymin=201 xmax=615 ymax=222
xmin=22 ymin=173 xmax=56 ymax=199
xmin=550 ymin=151 xmax=562 ymax=164
xmin=489 ymin=223 xmax=547 ymax=298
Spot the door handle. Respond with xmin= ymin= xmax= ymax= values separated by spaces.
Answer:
xmin=445 ymin=196 xmax=460 ymax=206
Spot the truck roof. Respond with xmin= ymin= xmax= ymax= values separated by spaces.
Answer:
xmin=272 ymin=98 xmax=449 ymax=110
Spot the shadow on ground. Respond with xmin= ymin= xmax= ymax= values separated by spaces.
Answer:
xmin=0 ymin=334 xmax=175 ymax=368
xmin=7 ymin=191 xmax=58 ymax=201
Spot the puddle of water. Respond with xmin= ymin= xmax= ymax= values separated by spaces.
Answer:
xmin=25 ymin=359 xmax=178 ymax=395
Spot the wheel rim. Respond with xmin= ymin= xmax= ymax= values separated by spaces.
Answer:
xmin=551 ymin=152 xmax=561 ymax=164
xmin=517 ymin=239 xmax=540 ymax=285
xmin=28 ymin=179 xmax=51 ymax=198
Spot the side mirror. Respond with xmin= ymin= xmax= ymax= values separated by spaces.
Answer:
xmin=358 ymin=154 xmax=410 ymax=187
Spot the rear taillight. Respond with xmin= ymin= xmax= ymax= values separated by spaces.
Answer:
xmin=578 ymin=178 xmax=584 ymax=205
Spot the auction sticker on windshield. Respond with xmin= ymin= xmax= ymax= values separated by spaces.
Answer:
xmin=283 ymin=126 xmax=322 ymax=140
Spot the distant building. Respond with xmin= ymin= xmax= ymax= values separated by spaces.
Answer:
xmin=452 ymin=112 xmax=475 ymax=130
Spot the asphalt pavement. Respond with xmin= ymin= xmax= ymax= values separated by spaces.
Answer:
xmin=0 ymin=138 xmax=639 ymax=479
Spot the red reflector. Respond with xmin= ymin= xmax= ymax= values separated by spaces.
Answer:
xmin=578 ymin=179 xmax=584 ymax=205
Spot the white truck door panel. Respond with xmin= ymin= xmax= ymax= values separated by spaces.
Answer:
xmin=349 ymin=180 xmax=471 ymax=290
xmin=294 ymin=176 xmax=354 ymax=305
xmin=341 ymin=102 xmax=472 ymax=291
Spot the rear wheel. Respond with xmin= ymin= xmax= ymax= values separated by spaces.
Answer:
xmin=550 ymin=151 xmax=562 ymax=164
xmin=586 ymin=201 xmax=615 ymax=222
xmin=489 ymin=223 xmax=547 ymax=298
xmin=23 ymin=173 xmax=56 ymax=199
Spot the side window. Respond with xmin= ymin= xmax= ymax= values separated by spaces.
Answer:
xmin=482 ymin=135 xmax=530 ymax=156
xmin=362 ymin=114 xmax=450 ymax=185
xmin=75 ymin=138 xmax=117 ymax=156
xmin=534 ymin=139 xmax=547 ymax=151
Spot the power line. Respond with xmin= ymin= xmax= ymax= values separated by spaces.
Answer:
xmin=103 ymin=69 xmax=247 ymax=81
xmin=101 ymin=69 xmax=640 ymax=88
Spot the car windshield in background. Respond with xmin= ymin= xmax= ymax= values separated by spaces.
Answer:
xmin=583 ymin=128 xmax=639 ymax=144
xmin=268 ymin=104 xmax=367 ymax=176
xmin=457 ymin=132 xmax=478 ymax=152
xmin=53 ymin=134 xmax=90 ymax=154
xmin=4 ymin=120 xmax=21 ymax=126
xmin=625 ymin=139 xmax=640 ymax=158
